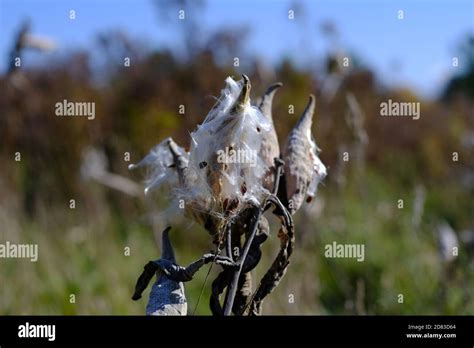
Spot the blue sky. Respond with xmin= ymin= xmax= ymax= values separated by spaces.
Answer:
xmin=0 ymin=0 xmax=473 ymax=99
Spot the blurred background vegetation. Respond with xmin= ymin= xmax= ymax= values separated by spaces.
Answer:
xmin=0 ymin=0 xmax=473 ymax=315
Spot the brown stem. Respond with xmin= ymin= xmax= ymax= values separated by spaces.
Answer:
xmin=222 ymin=158 xmax=284 ymax=315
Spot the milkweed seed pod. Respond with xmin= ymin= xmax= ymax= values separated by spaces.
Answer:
xmin=181 ymin=75 xmax=271 ymax=230
xmin=128 ymin=137 xmax=187 ymax=195
xmin=130 ymin=75 xmax=273 ymax=235
xmin=283 ymin=95 xmax=327 ymax=214
xmin=258 ymin=82 xmax=282 ymax=191
xmin=128 ymin=137 xmax=216 ymax=234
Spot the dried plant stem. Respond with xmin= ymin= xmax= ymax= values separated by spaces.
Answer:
xmin=223 ymin=159 xmax=284 ymax=315
xmin=223 ymin=204 xmax=263 ymax=315
xmin=249 ymin=194 xmax=294 ymax=315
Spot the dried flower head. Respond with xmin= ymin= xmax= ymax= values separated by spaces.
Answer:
xmin=130 ymin=75 xmax=274 ymax=233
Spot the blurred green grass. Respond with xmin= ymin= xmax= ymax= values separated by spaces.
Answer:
xmin=1 ymin=167 xmax=472 ymax=315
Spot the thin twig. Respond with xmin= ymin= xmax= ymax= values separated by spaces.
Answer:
xmin=272 ymin=158 xmax=284 ymax=196
xmin=223 ymin=205 xmax=263 ymax=315
xmin=226 ymin=222 xmax=233 ymax=261
xmin=223 ymin=158 xmax=284 ymax=315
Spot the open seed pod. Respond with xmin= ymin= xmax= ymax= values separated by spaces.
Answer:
xmin=283 ymin=95 xmax=327 ymax=214
xmin=181 ymin=75 xmax=272 ymax=229
xmin=130 ymin=75 xmax=273 ymax=233
xmin=128 ymin=137 xmax=187 ymax=194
